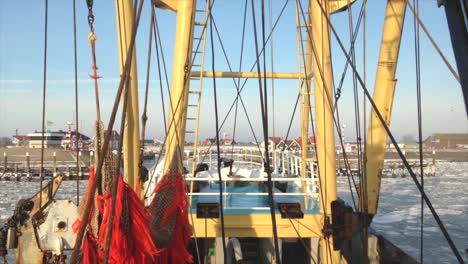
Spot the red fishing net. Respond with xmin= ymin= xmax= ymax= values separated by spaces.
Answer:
xmin=149 ymin=173 xmax=193 ymax=264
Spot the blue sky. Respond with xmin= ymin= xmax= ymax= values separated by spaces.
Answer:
xmin=0 ymin=0 xmax=467 ymax=143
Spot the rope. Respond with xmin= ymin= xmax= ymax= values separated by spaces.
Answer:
xmin=152 ymin=7 xmax=168 ymax=133
xmin=102 ymin=1 xmax=145 ymax=263
xmin=230 ymin=0 xmax=249 ymax=160
xmin=39 ymin=0 xmax=49 ymax=209
xmin=210 ymin=18 xmax=263 ymax=153
xmin=251 ymin=0 xmax=281 ymax=262
xmin=312 ymin=0 xmax=465 ymax=262
xmin=412 ymin=0 xmax=424 ymax=262
xmin=285 ymin=216 xmax=318 ymax=264
xmin=197 ymin=0 xmax=290 ymax=165
xmin=405 ymin=0 xmax=461 ymax=83
xmin=139 ymin=4 xmax=154 ymax=187
xmin=209 ymin=4 xmax=227 ymax=261
xmin=362 ymin=0 xmax=369 ymax=260
xmin=269 ymin=0 xmax=275 ymax=138
xmin=69 ymin=0 xmax=145 ymax=262
xmin=72 ymin=0 xmax=80 ymax=206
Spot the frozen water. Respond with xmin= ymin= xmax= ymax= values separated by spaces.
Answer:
xmin=338 ymin=162 xmax=468 ymax=263
xmin=0 ymin=162 xmax=466 ymax=263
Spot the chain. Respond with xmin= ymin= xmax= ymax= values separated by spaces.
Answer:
xmin=87 ymin=0 xmax=94 ymax=31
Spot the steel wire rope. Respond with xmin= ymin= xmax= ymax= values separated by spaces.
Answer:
xmin=230 ymin=0 xmax=249 ymax=162
xmin=144 ymin=4 xmax=205 ymax=258
xmin=334 ymin=0 xmax=368 ymax=108
xmin=295 ymin=0 xmax=330 ymax=214
xmin=296 ymin=1 xmax=357 ymax=261
xmin=284 ymin=213 xmax=318 ymax=264
xmin=208 ymin=3 xmax=228 ymax=262
xmin=69 ymin=1 xmax=145 ymax=262
xmin=251 ymin=0 xmax=281 ymax=262
xmin=344 ymin=2 xmax=368 ymax=260
xmin=143 ymin=4 xmax=201 ymax=199
xmin=39 ymin=0 xmax=49 ymax=209
xmin=312 ymin=0 xmax=465 ymax=261
xmin=296 ymin=0 xmax=363 ymax=214
xmin=404 ymin=0 xmax=461 ymax=83
xmin=140 ymin=5 xmax=154 ymax=168
xmin=195 ymin=0 xmax=291 ymax=166
xmin=345 ymin=0 xmax=364 ymax=192
xmin=269 ymin=0 xmax=276 ymax=138
xmin=210 ymin=18 xmax=264 ymax=155
xmin=296 ymin=0 xmax=337 ymax=218
xmin=361 ymin=1 xmax=369 ymax=260
xmin=73 ymin=0 xmax=80 ymax=205
xmin=103 ymin=1 xmax=145 ymax=263
xmin=412 ymin=0 xmax=425 ymax=261
xmin=329 ymin=1 xmax=370 ymax=206
xmin=298 ymin=4 xmax=337 ymax=260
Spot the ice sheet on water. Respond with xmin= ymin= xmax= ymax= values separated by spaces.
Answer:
xmin=338 ymin=161 xmax=468 ymax=264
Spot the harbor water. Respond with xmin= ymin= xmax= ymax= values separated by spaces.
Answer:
xmin=0 ymin=161 xmax=466 ymax=263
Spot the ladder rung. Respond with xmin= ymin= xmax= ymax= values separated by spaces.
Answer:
xmin=192 ymin=64 xmax=201 ymax=67
xmin=194 ymin=22 xmax=206 ymax=26
xmin=196 ymin=9 xmax=205 ymax=12
xmin=187 ymin=117 xmax=196 ymax=120
xmin=186 ymin=131 xmax=195 ymax=134
xmin=188 ymin=104 xmax=198 ymax=107
xmin=189 ymin=90 xmax=201 ymax=94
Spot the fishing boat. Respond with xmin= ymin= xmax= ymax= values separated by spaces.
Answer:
xmin=0 ymin=0 xmax=466 ymax=263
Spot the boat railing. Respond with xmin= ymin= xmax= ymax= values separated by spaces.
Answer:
xmin=185 ymin=176 xmax=320 ymax=212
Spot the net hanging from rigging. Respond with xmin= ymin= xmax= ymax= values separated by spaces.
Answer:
xmin=73 ymin=168 xmax=158 ymax=263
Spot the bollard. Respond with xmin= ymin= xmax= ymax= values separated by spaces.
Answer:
xmin=53 ymin=152 xmax=57 ymax=177
xmin=78 ymin=151 xmax=82 ymax=179
xmin=67 ymin=164 xmax=71 ymax=179
xmin=3 ymin=152 xmax=7 ymax=174
xmin=26 ymin=152 xmax=30 ymax=177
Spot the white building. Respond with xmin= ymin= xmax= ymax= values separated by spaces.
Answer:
xmin=27 ymin=131 xmax=67 ymax=148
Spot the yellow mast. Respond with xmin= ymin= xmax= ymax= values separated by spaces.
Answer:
xmin=364 ymin=0 xmax=406 ymax=216
xmin=310 ymin=0 xmax=341 ymax=263
xmin=155 ymin=0 xmax=195 ymax=174
xmin=115 ymin=0 xmax=140 ymax=188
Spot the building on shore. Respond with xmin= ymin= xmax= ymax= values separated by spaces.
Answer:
xmin=423 ymin=133 xmax=468 ymax=149
xmin=26 ymin=130 xmax=90 ymax=149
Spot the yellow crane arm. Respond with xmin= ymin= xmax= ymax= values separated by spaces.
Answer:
xmin=364 ymin=0 xmax=407 ymax=217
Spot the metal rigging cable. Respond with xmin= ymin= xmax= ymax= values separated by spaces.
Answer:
xmin=208 ymin=2 xmax=227 ymax=262
xmin=152 ymin=8 xmax=168 ymax=134
xmin=197 ymin=0 xmax=291 ymax=165
xmin=39 ymin=0 xmax=49 ymax=210
xmin=412 ymin=0 xmax=424 ymax=262
xmin=69 ymin=1 xmax=145 ymax=262
xmin=312 ymin=0 xmax=465 ymax=262
xmin=230 ymin=0 xmax=249 ymax=160
xmin=251 ymin=0 xmax=281 ymax=262
xmin=72 ymin=0 xmax=80 ymax=206
xmin=103 ymin=0 xmax=145 ymax=263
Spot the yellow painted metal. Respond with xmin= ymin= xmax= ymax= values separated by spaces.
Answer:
xmin=295 ymin=0 xmax=314 ymax=209
xmin=189 ymin=213 xmax=324 ymax=238
xmin=115 ymin=0 xmax=140 ymax=188
xmin=310 ymin=0 xmax=340 ymax=262
xmin=328 ymin=0 xmax=356 ymax=14
xmin=190 ymin=71 xmax=312 ymax=79
xmin=189 ymin=0 xmax=210 ymax=204
xmin=364 ymin=0 xmax=406 ymax=216
xmin=160 ymin=0 xmax=195 ymax=174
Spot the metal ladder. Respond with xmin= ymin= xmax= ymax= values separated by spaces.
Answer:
xmin=295 ymin=0 xmax=317 ymax=179
xmin=186 ymin=0 xmax=210 ymax=177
